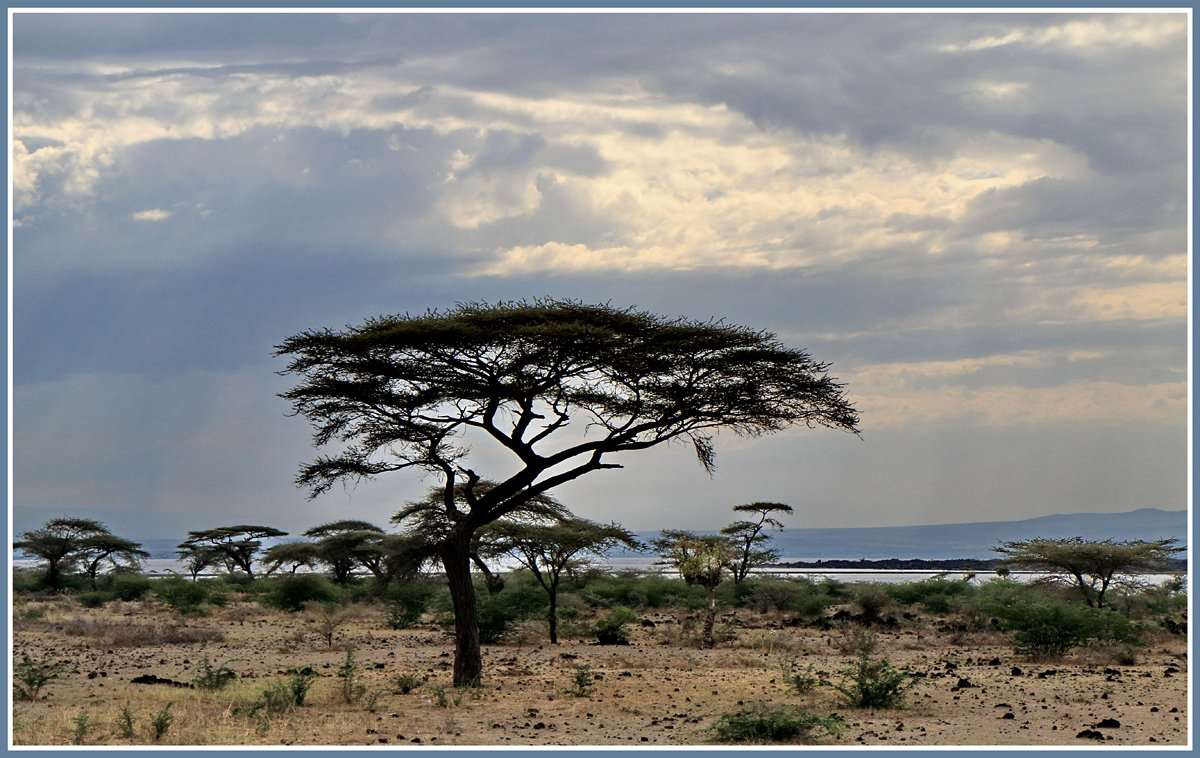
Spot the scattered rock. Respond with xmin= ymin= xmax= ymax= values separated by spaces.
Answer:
xmin=1076 ymin=730 xmax=1105 ymax=741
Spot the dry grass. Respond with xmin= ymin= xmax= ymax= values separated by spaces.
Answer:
xmin=58 ymin=618 xmax=226 ymax=647
xmin=10 ymin=598 xmax=1189 ymax=747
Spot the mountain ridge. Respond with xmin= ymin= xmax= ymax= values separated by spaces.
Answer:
xmin=627 ymin=507 xmax=1189 ymax=561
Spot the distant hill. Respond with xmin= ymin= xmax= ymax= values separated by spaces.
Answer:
xmin=628 ymin=507 xmax=1188 ymax=561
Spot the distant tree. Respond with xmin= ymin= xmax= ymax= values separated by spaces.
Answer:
xmin=303 ymin=520 xmax=387 ymax=584
xmin=652 ymin=529 xmax=737 ymax=649
xmin=176 ymin=544 xmax=225 ymax=580
xmin=490 ymin=517 xmax=642 ymax=643
xmin=178 ymin=525 xmax=287 ymax=577
xmin=261 ymin=541 xmax=322 ymax=575
xmin=389 ymin=481 xmax=572 ymax=595
xmin=995 ymin=536 xmax=1185 ymax=609
xmin=15 ymin=518 xmax=112 ymax=589
xmin=277 ymin=299 xmax=859 ymax=684
xmin=77 ymin=534 xmax=150 ymax=589
xmin=721 ymin=502 xmax=793 ymax=584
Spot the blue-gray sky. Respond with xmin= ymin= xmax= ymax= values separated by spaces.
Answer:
xmin=11 ymin=11 xmax=1189 ymax=542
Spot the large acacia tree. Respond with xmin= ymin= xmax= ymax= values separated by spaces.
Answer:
xmin=276 ymin=299 xmax=859 ymax=685
xmin=996 ymin=536 xmax=1184 ymax=609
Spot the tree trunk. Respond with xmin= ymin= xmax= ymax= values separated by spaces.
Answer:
xmin=444 ymin=543 xmax=483 ymax=686
xmin=548 ymin=584 xmax=559 ymax=644
xmin=702 ymin=586 xmax=717 ymax=649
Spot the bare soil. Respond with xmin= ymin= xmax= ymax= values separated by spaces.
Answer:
xmin=11 ymin=597 xmax=1189 ymax=747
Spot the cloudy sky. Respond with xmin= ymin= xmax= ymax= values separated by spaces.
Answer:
xmin=11 ymin=10 xmax=1189 ymax=545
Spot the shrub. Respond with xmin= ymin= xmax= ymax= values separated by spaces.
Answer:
xmin=567 ymin=664 xmax=594 ymax=697
xmin=191 ymin=657 xmax=238 ymax=691
xmin=394 ymin=672 xmax=424 ymax=694
xmin=113 ymin=704 xmax=137 ymax=739
xmin=997 ymin=600 xmax=1137 ymax=660
xmin=263 ymin=575 xmax=339 ymax=612
xmin=581 ymin=575 xmax=705 ymax=610
xmin=594 ymin=606 xmax=637 ymax=645
xmin=384 ymin=581 xmax=435 ymax=629
xmin=13 ymin=657 xmax=68 ymax=701
xmin=101 ymin=573 xmax=153 ymax=601
xmin=435 ymin=582 xmax=546 ymax=644
xmin=337 ymin=648 xmax=366 ymax=704
xmin=147 ymin=702 xmax=174 ymax=741
xmin=241 ymin=669 xmax=318 ymax=717
xmin=711 ymin=704 xmax=845 ymax=744
xmin=833 ymin=629 xmax=914 ymax=709
xmin=76 ymin=592 xmax=109 ymax=608
xmin=886 ymin=578 xmax=973 ymax=615
xmin=153 ymin=577 xmax=209 ymax=614
xmin=780 ymin=657 xmax=825 ymax=695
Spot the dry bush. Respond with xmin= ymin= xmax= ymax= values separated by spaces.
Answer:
xmin=59 ymin=618 xmax=225 ymax=647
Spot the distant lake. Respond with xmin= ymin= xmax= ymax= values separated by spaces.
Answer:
xmin=11 ymin=556 xmax=1179 ymax=587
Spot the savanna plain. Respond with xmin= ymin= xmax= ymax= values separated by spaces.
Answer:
xmin=11 ymin=569 xmax=1189 ymax=747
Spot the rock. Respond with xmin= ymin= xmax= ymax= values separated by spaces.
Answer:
xmin=1076 ymin=730 xmax=1105 ymax=740
xmin=1094 ymin=719 xmax=1121 ymax=729
xmin=1011 ymin=666 xmax=1024 ymax=676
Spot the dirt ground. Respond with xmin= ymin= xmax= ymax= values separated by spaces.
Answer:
xmin=10 ymin=596 xmax=1190 ymax=747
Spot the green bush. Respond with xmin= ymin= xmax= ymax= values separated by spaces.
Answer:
xmin=191 ymin=657 xmax=238 ymax=691
xmin=581 ymin=575 xmax=705 ymax=610
xmin=76 ymin=591 xmax=109 ymax=608
xmin=101 ymin=573 xmax=153 ymax=602
xmin=594 ymin=606 xmax=638 ymax=645
xmin=886 ymin=578 xmax=973 ymax=615
xmin=711 ymin=704 xmax=845 ymax=744
xmin=384 ymin=581 xmax=435 ymax=629
xmin=153 ymin=577 xmax=209 ymax=614
xmin=434 ymin=582 xmax=546 ymax=644
xmin=997 ymin=600 xmax=1137 ymax=660
xmin=262 ymin=575 xmax=339 ymax=612
xmin=835 ymin=654 xmax=913 ymax=709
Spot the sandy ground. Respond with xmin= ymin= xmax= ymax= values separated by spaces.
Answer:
xmin=10 ymin=597 xmax=1190 ymax=747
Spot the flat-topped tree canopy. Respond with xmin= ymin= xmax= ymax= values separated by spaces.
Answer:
xmin=276 ymin=298 xmax=859 ymax=684
xmin=276 ymin=299 xmax=859 ymax=518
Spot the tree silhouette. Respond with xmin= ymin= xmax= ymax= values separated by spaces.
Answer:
xmin=178 ymin=525 xmax=287 ymax=577
xmin=721 ymin=502 xmax=793 ymax=583
xmin=489 ymin=517 xmax=641 ymax=643
xmin=277 ymin=299 xmax=859 ymax=684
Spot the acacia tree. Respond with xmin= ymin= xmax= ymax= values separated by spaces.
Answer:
xmin=389 ymin=481 xmax=571 ymax=594
xmin=261 ymin=541 xmax=322 ymax=575
xmin=77 ymin=535 xmax=150 ymax=589
xmin=721 ymin=502 xmax=793 ymax=583
xmin=995 ymin=536 xmax=1184 ymax=609
xmin=15 ymin=518 xmax=115 ymax=589
xmin=277 ymin=299 xmax=859 ymax=685
xmin=176 ymin=544 xmax=225 ymax=580
xmin=652 ymin=529 xmax=736 ymax=649
xmin=178 ymin=525 xmax=287 ymax=577
xmin=303 ymin=520 xmax=387 ymax=584
xmin=489 ymin=517 xmax=642 ymax=644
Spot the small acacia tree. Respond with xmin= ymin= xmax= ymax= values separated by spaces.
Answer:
xmin=995 ymin=536 xmax=1184 ymax=609
xmin=721 ymin=502 xmax=793 ymax=584
xmin=261 ymin=541 xmax=321 ymax=575
xmin=77 ymin=534 xmax=150 ymax=589
xmin=277 ymin=299 xmax=859 ymax=684
xmin=489 ymin=517 xmax=642 ymax=644
xmin=178 ymin=525 xmax=287 ymax=577
xmin=303 ymin=521 xmax=387 ymax=584
xmin=653 ymin=529 xmax=737 ymax=649
xmin=15 ymin=518 xmax=120 ymax=589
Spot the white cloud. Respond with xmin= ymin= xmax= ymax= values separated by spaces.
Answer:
xmin=132 ymin=208 xmax=171 ymax=221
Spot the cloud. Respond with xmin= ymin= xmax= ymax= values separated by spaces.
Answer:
xmin=132 ymin=208 xmax=171 ymax=221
